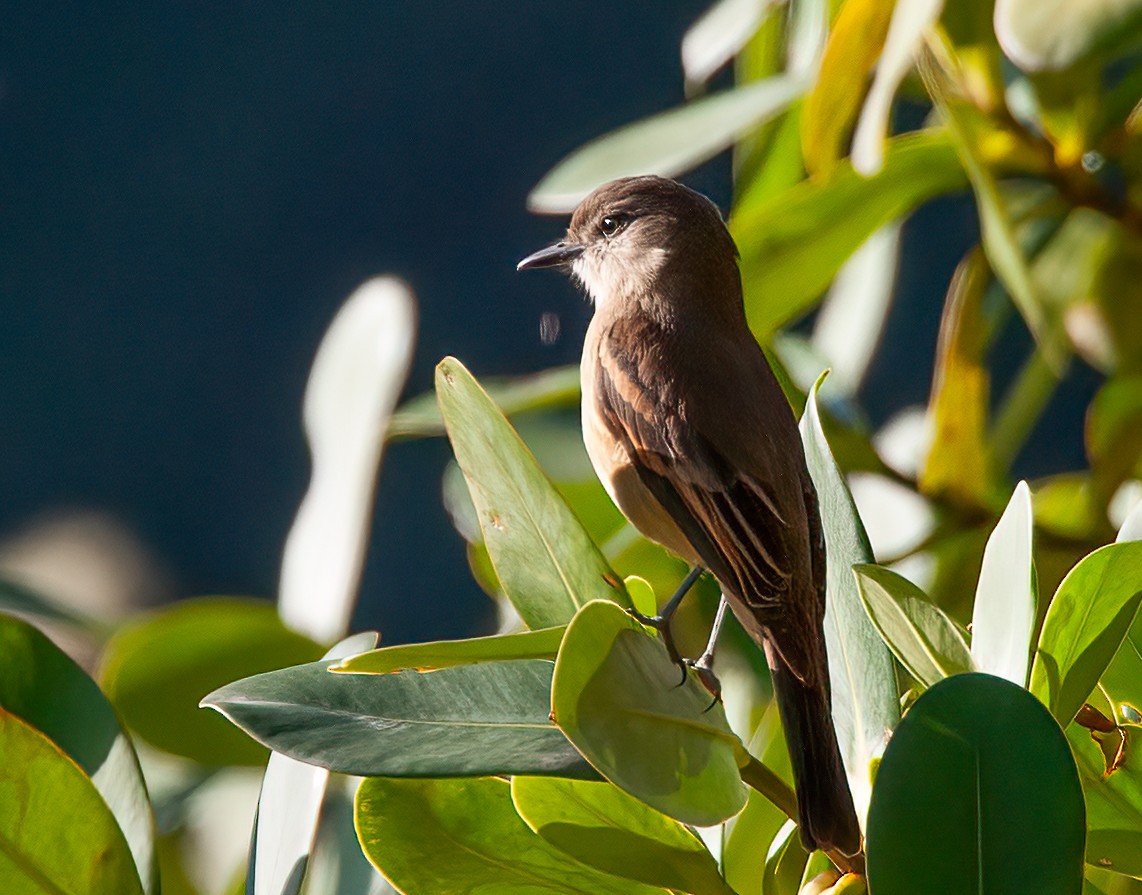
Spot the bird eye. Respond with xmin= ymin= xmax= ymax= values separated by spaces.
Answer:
xmin=600 ymin=215 xmax=623 ymax=237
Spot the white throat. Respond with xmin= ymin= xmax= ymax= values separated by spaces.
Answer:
xmin=572 ymin=244 xmax=669 ymax=312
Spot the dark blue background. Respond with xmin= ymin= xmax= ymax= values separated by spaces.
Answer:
xmin=0 ymin=4 xmax=1093 ymax=644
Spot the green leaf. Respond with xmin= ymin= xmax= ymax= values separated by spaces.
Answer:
xmin=0 ymin=708 xmax=145 ymax=895
xmin=924 ymin=58 xmax=1066 ymax=372
xmin=733 ymin=131 xmax=967 ymax=338
xmin=1067 ymin=720 xmax=1142 ymax=877
xmin=866 ymin=673 xmax=1085 ymax=894
xmin=723 ymin=703 xmax=792 ymax=895
xmin=436 ymin=357 xmax=627 ymax=629
xmin=1088 ymin=374 xmax=1142 ymax=502
xmin=1030 ymin=542 xmax=1142 ymax=726
xmin=388 ymin=365 xmax=580 ymax=440
xmin=800 ymin=376 xmax=900 ymax=828
xmin=970 ymin=481 xmax=1037 ymax=686
xmin=623 ymin=576 xmax=658 ymax=619
xmin=100 ymin=597 xmax=326 ymax=766
xmin=801 ymin=0 xmax=895 ymax=175
xmin=1033 ymin=473 xmax=1107 ymax=542
xmin=551 ymin=600 xmax=747 ymax=827
xmin=762 ymin=820 xmax=810 ymax=895
xmin=919 ymin=250 xmax=999 ymax=507
xmin=331 ymin=627 xmax=566 ymax=674
xmin=995 ymin=0 xmax=1142 ymax=72
xmin=510 ymin=777 xmax=733 ymax=895
xmin=356 ymin=776 xmax=664 ymax=895
xmin=681 ymin=0 xmax=780 ymax=89
xmin=203 ymin=657 xmax=595 ymax=779
xmin=248 ymin=632 xmax=378 ymax=895
xmin=528 ymin=75 xmax=807 ymax=213
xmin=0 ymin=575 xmax=103 ymax=633
xmin=854 ymin=564 xmax=974 ymax=688
xmin=850 ymin=0 xmax=945 ymax=175
xmin=0 ymin=614 xmax=157 ymax=894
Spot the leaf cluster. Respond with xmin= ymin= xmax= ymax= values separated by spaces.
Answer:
xmin=4 ymin=1 xmax=1142 ymax=893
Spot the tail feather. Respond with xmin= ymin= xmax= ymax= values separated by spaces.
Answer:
xmin=766 ymin=642 xmax=862 ymax=857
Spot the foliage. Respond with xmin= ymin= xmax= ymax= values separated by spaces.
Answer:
xmin=4 ymin=1 xmax=1142 ymax=894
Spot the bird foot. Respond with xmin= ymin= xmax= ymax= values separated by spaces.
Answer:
xmin=627 ymin=607 xmax=722 ymax=708
xmin=685 ymin=653 xmax=722 ymax=710
xmin=626 ymin=608 xmax=688 ymax=682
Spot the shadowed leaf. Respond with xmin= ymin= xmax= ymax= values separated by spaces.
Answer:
xmin=203 ymin=657 xmax=595 ymax=779
xmin=551 ymin=600 xmax=747 ymax=827
xmin=867 ymin=674 xmax=1085 ymax=894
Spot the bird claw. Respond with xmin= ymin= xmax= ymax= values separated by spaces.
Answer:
xmin=686 ymin=656 xmax=722 ymax=710
xmin=626 ymin=607 xmax=684 ymax=668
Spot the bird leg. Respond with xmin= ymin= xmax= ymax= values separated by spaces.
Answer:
xmin=686 ymin=595 xmax=728 ymax=706
xmin=628 ymin=565 xmax=704 ymax=677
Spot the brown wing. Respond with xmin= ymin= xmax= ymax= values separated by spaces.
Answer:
xmin=593 ymin=315 xmax=824 ymax=683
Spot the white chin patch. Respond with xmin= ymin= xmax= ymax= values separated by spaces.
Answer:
xmin=572 ymin=245 xmax=667 ymax=311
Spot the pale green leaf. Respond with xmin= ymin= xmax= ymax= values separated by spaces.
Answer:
xmin=529 ymin=76 xmax=807 ymax=214
xmin=854 ymin=564 xmax=974 ymax=688
xmin=436 ymin=357 xmax=627 ymax=628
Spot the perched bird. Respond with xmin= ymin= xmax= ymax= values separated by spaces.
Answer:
xmin=517 ymin=175 xmax=862 ymax=858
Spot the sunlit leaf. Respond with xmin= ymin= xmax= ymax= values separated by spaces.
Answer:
xmin=278 ymin=278 xmax=415 ymax=642
xmin=785 ymin=0 xmax=828 ymax=78
xmin=920 ymin=249 xmax=998 ymax=508
xmin=0 ymin=575 xmax=103 ymax=633
xmin=551 ymin=600 xmax=747 ymax=827
xmin=1068 ymin=720 xmax=1142 ymax=878
xmin=733 ymin=131 xmax=966 ymax=338
xmin=332 ymin=627 xmax=565 ymax=674
xmin=723 ymin=702 xmax=793 ymax=895
xmin=529 ymin=75 xmax=807 ymax=213
xmin=249 ymin=631 xmax=379 ymax=895
xmin=800 ymin=376 xmax=900 ymax=829
xmin=854 ymin=564 xmax=974 ymax=688
xmin=1120 ymin=499 xmax=1142 ymax=544
xmin=356 ymin=777 xmax=664 ymax=895
xmin=203 ymin=658 xmax=595 ymax=779
xmin=801 ymin=0 xmax=895 ymax=175
xmin=810 ymin=223 xmax=902 ymax=397
xmin=511 ymin=777 xmax=733 ymax=895
xmin=763 ymin=819 xmax=809 ymax=895
xmin=924 ymin=58 xmax=1066 ymax=372
xmin=682 ymin=0 xmax=781 ymax=89
xmin=388 ymin=365 xmax=580 ymax=440
xmin=995 ymin=0 xmax=1142 ymax=72
xmin=1029 ymin=542 xmax=1142 ymax=726
xmin=0 ymin=708 xmax=145 ymax=895
xmin=623 ymin=575 xmax=658 ymax=619
xmin=866 ymin=674 xmax=1085 ymax=894
xmin=0 ymin=614 xmax=157 ymax=894
xmin=850 ymin=0 xmax=945 ymax=175
xmin=1098 ymin=512 xmax=1142 ymax=719
xmin=436 ymin=357 xmax=627 ymax=628
xmin=1088 ymin=374 xmax=1142 ymax=503
xmin=971 ymin=481 xmax=1037 ymax=686
xmin=101 ymin=597 xmax=325 ymax=766
xmin=1032 ymin=473 xmax=1107 ymax=542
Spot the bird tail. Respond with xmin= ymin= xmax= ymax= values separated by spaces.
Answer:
xmin=766 ymin=642 xmax=863 ymax=858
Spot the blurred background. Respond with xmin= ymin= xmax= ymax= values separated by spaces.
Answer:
xmin=0 ymin=2 xmax=1096 ymax=647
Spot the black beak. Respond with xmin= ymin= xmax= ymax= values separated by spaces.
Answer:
xmin=516 ymin=241 xmax=584 ymax=272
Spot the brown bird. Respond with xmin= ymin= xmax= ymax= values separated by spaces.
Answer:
xmin=517 ymin=175 xmax=861 ymax=858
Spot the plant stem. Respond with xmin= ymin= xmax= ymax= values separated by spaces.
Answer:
xmin=739 ymin=754 xmax=799 ymax=822
xmin=989 ymin=349 xmax=1063 ymax=473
